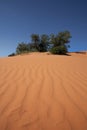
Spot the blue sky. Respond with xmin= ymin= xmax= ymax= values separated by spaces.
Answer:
xmin=0 ymin=0 xmax=87 ymax=57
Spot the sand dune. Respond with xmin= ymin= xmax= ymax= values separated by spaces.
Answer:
xmin=0 ymin=53 xmax=87 ymax=130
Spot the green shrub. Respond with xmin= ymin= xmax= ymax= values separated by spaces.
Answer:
xmin=8 ymin=53 xmax=15 ymax=57
xmin=50 ymin=45 xmax=67 ymax=55
xmin=16 ymin=43 xmax=30 ymax=54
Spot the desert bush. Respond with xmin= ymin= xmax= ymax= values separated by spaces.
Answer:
xmin=50 ymin=45 xmax=67 ymax=55
xmin=8 ymin=53 xmax=15 ymax=57
xmin=14 ymin=31 xmax=71 ymax=55
xmin=50 ymin=31 xmax=71 ymax=55
xmin=16 ymin=42 xmax=29 ymax=54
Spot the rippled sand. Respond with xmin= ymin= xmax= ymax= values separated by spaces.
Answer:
xmin=0 ymin=53 xmax=87 ymax=130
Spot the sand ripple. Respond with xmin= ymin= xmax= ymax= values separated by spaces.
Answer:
xmin=0 ymin=53 xmax=87 ymax=130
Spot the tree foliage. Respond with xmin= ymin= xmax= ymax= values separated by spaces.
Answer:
xmin=16 ymin=42 xmax=29 ymax=54
xmin=15 ymin=30 xmax=72 ymax=55
xmin=30 ymin=34 xmax=49 ymax=52
xmin=39 ymin=34 xmax=49 ymax=52
xmin=31 ymin=34 xmax=40 ymax=51
xmin=50 ymin=31 xmax=71 ymax=46
xmin=50 ymin=45 xmax=67 ymax=55
xmin=50 ymin=31 xmax=71 ymax=54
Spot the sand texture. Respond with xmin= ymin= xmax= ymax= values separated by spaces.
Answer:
xmin=0 ymin=53 xmax=87 ymax=130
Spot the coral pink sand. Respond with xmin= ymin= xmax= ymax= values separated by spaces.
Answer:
xmin=0 ymin=53 xmax=87 ymax=130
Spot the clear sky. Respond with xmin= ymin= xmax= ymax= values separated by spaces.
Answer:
xmin=0 ymin=0 xmax=87 ymax=57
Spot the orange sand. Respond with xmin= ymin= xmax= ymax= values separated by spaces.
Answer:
xmin=0 ymin=53 xmax=87 ymax=130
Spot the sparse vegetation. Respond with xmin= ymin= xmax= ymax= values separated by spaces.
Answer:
xmin=8 ymin=30 xmax=72 ymax=56
xmin=75 ymin=51 xmax=86 ymax=54
xmin=50 ymin=31 xmax=71 ymax=54
xmin=50 ymin=45 xmax=67 ymax=55
xmin=8 ymin=53 xmax=16 ymax=57
xmin=16 ymin=42 xmax=30 ymax=54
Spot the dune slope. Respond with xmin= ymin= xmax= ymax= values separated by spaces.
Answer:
xmin=0 ymin=53 xmax=87 ymax=130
